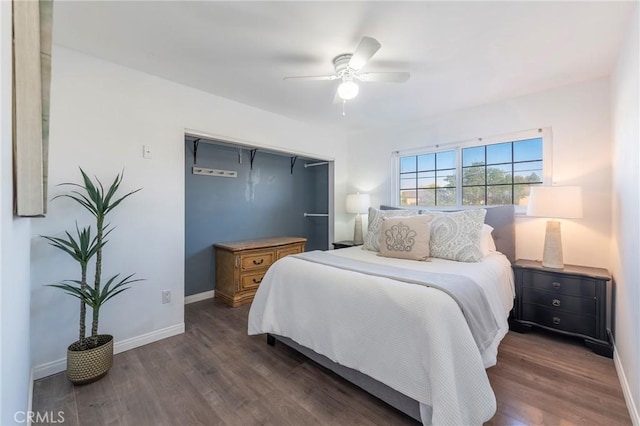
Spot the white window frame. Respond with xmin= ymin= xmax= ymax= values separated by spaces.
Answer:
xmin=390 ymin=127 xmax=553 ymax=213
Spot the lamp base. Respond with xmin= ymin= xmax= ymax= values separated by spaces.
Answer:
xmin=353 ymin=214 xmax=364 ymax=245
xmin=542 ymin=220 xmax=564 ymax=269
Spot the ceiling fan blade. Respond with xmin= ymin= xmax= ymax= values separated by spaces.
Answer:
xmin=357 ymin=72 xmax=410 ymax=83
xmin=348 ymin=37 xmax=381 ymax=71
xmin=283 ymin=75 xmax=338 ymax=81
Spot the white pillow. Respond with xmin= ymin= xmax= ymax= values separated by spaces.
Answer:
xmin=480 ymin=224 xmax=497 ymax=257
xmin=427 ymin=209 xmax=487 ymax=262
xmin=363 ymin=207 xmax=416 ymax=252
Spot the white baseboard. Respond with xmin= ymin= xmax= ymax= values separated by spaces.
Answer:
xmin=184 ymin=290 xmax=214 ymax=304
xmin=613 ymin=340 xmax=640 ymax=425
xmin=31 ymin=323 xmax=185 ymax=381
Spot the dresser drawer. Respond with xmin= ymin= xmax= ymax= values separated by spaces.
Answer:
xmin=523 ymin=270 xmax=595 ymax=297
xmin=240 ymin=271 xmax=267 ymax=291
xmin=522 ymin=304 xmax=596 ymax=337
xmin=240 ymin=251 xmax=274 ymax=271
xmin=276 ymin=244 xmax=303 ymax=259
xmin=522 ymin=287 xmax=596 ymax=316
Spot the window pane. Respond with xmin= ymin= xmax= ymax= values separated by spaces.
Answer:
xmin=417 ymin=171 xmax=435 ymax=188
xmin=436 ymin=169 xmax=456 ymax=188
xmin=400 ymin=174 xmax=416 ymax=189
xmin=417 ymin=154 xmax=435 ymax=171
xmin=514 ymin=138 xmax=542 ymax=162
xmin=462 ymin=146 xmax=484 ymax=167
xmin=487 ymin=185 xmax=512 ymax=205
xmin=400 ymin=156 xmax=416 ymax=173
xmin=487 ymin=164 xmax=513 ymax=185
xmin=462 ymin=166 xmax=485 ymax=185
xmin=463 ymin=187 xmax=485 ymax=205
xmin=487 ymin=142 xmax=512 ymax=164
xmin=436 ymin=188 xmax=457 ymax=206
xmin=514 ymin=161 xmax=543 ymax=183
xmin=436 ymin=150 xmax=456 ymax=169
xmin=514 ymin=184 xmax=535 ymax=206
xmin=400 ymin=189 xmax=417 ymax=206
xmin=417 ymin=188 xmax=435 ymax=206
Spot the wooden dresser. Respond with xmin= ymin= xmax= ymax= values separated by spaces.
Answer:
xmin=214 ymin=237 xmax=307 ymax=307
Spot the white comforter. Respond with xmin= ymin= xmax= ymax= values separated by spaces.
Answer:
xmin=248 ymin=247 xmax=514 ymax=425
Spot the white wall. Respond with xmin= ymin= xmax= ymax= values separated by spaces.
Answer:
xmin=611 ymin=6 xmax=640 ymax=423
xmin=30 ymin=46 xmax=348 ymax=374
xmin=347 ymin=78 xmax=612 ymax=270
xmin=0 ymin=1 xmax=33 ymax=424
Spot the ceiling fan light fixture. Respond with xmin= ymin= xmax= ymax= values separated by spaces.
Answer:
xmin=337 ymin=80 xmax=359 ymax=100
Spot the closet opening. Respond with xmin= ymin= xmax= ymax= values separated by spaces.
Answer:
xmin=183 ymin=133 xmax=333 ymax=308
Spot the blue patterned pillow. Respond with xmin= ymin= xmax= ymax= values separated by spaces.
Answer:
xmin=363 ymin=207 xmax=416 ymax=252
xmin=427 ymin=209 xmax=487 ymax=262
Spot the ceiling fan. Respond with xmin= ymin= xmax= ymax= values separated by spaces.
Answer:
xmin=284 ymin=36 xmax=410 ymax=103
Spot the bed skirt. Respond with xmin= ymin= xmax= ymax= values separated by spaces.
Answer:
xmin=270 ymin=334 xmax=426 ymax=423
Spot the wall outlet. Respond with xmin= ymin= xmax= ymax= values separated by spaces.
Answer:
xmin=143 ymin=144 xmax=153 ymax=159
xmin=162 ymin=290 xmax=171 ymax=304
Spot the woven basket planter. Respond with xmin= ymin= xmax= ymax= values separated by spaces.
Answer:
xmin=66 ymin=334 xmax=114 ymax=385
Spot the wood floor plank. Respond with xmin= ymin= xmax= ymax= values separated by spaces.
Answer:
xmin=32 ymin=298 xmax=632 ymax=425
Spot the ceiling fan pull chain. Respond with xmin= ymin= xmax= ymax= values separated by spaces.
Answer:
xmin=342 ymin=100 xmax=346 ymax=117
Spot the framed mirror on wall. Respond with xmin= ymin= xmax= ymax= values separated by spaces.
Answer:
xmin=12 ymin=0 xmax=52 ymax=216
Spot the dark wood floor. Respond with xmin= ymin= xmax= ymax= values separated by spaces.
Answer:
xmin=33 ymin=299 xmax=631 ymax=425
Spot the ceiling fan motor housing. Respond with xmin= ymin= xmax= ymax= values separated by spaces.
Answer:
xmin=333 ymin=54 xmax=353 ymax=78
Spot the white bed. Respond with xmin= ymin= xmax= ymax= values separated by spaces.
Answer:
xmin=248 ymin=206 xmax=515 ymax=425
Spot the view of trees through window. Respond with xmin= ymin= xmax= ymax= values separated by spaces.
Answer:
xmin=399 ymin=137 xmax=543 ymax=207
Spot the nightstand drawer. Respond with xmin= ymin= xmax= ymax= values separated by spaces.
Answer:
xmin=522 ymin=304 xmax=596 ymax=337
xmin=522 ymin=287 xmax=596 ymax=315
xmin=240 ymin=251 xmax=274 ymax=271
xmin=523 ymin=270 xmax=595 ymax=297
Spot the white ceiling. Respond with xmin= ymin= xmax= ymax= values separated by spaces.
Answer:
xmin=52 ymin=1 xmax=635 ymax=132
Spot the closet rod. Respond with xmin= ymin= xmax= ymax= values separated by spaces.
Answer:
xmin=304 ymin=161 xmax=329 ymax=168
xmin=304 ymin=213 xmax=329 ymax=217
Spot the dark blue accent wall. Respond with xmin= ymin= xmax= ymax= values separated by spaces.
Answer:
xmin=185 ymin=141 xmax=329 ymax=296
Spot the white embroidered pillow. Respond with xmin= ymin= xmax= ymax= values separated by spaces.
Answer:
xmin=378 ymin=215 xmax=434 ymax=261
xmin=363 ymin=207 xmax=416 ymax=252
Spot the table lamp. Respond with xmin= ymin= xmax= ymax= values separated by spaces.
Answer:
xmin=527 ymin=185 xmax=583 ymax=269
xmin=346 ymin=193 xmax=370 ymax=245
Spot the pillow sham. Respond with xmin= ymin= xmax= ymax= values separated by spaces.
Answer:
xmin=378 ymin=215 xmax=434 ymax=261
xmin=480 ymin=224 xmax=497 ymax=257
xmin=427 ymin=209 xmax=487 ymax=262
xmin=363 ymin=207 xmax=416 ymax=252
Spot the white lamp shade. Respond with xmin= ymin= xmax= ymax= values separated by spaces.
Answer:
xmin=345 ymin=193 xmax=371 ymax=214
xmin=527 ymin=186 xmax=583 ymax=219
xmin=337 ymin=80 xmax=359 ymax=100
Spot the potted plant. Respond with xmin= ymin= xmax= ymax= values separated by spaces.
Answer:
xmin=42 ymin=169 xmax=141 ymax=384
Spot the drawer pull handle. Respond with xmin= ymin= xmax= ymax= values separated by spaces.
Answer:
xmin=552 ymin=282 xmax=561 ymax=289
xmin=552 ymin=299 xmax=561 ymax=307
xmin=252 ymin=277 xmax=263 ymax=284
xmin=252 ymin=259 xmax=264 ymax=265
xmin=552 ymin=317 xmax=561 ymax=325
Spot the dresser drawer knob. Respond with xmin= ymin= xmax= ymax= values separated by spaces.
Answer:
xmin=552 ymin=282 xmax=561 ymax=289
xmin=252 ymin=277 xmax=263 ymax=284
xmin=552 ymin=299 xmax=561 ymax=307
xmin=252 ymin=259 xmax=264 ymax=265
xmin=552 ymin=317 xmax=561 ymax=325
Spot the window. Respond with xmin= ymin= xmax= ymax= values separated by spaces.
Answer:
xmin=396 ymin=130 xmax=547 ymax=207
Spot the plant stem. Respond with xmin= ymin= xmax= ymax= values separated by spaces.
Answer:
xmin=91 ymin=216 xmax=104 ymax=345
xmin=79 ymin=263 xmax=87 ymax=343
